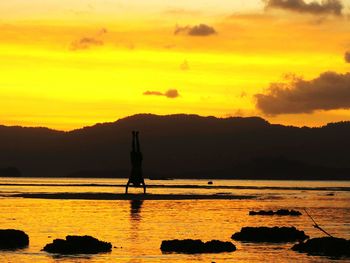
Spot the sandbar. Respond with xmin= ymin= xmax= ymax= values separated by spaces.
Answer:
xmin=10 ymin=192 xmax=256 ymax=200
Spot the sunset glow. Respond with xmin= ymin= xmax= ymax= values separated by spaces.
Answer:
xmin=1 ymin=0 xmax=350 ymax=130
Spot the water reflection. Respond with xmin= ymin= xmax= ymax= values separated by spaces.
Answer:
xmin=129 ymin=199 xmax=144 ymax=253
xmin=130 ymin=199 xmax=143 ymax=221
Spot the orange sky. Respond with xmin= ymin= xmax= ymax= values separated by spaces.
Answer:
xmin=0 ymin=0 xmax=350 ymax=130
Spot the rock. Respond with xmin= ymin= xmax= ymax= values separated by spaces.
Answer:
xmin=292 ymin=237 xmax=350 ymax=257
xmin=232 ymin=227 xmax=308 ymax=243
xmin=249 ymin=209 xmax=301 ymax=216
xmin=43 ymin=235 xmax=112 ymax=254
xmin=0 ymin=229 xmax=29 ymax=249
xmin=208 ymin=181 xmax=213 ymax=185
xmin=276 ymin=209 xmax=302 ymax=216
xmin=160 ymin=239 xmax=236 ymax=254
xmin=249 ymin=210 xmax=274 ymax=215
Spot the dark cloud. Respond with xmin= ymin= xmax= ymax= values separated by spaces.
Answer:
xmin=164 ymin=89 xmax=179 ymax=98
xmin=143 ymin=89 xmax=180 ymax=99
xmin=70 ymin=28 xmax=107 ymax=51
xmin=175 ymin=24 xmax=217 ymax=36
xmin=255 ymin=71 xmax=350 ymax=115
xmin=188 ymin=24 xmax=217 ymax=36
xmin=345 ymin=51 xmax=350 ymax=63
xmin=264 ymin=0 xmax=343 ymax=16
xmin=174 ymin=25 xmax=190 ymax=35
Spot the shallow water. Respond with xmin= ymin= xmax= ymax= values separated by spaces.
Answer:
xmin=0 ymin=178 xmax=349 ymax=262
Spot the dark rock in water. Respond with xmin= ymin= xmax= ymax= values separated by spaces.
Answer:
xmin=276 ymin=209 xmax=302 ymax=216
xmin=160 ymin=239 xmax=236 ymax=254
xmin=43 ymin=235 xmax=112 ymax=254
xmin=232 ymin=227 xmax=308 ymax=243
xmin=0 ymin=229 xmax=29 ymax=249
xmin=249 ymin=210 xmax=274 ymax=215
xmin=208 ymin=181 xmax=213 ymax=185
xmin=249 ymin=209 xmax=301 ymax=216
xmin=292 ymin=237 xmax=350 ymax=257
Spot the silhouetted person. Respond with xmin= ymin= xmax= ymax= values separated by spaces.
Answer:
xmin=125 ymin=131 xmax=146 ymax=193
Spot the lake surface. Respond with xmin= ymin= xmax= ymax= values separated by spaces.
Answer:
xmin=0 ymin=178 xmax=349 ymax=262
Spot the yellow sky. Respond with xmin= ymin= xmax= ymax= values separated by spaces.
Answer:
xmin=0 ymin=1 xmax=350 ymax=130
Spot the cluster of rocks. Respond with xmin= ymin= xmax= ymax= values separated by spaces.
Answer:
xmin=249 ymin=209 xmax=302 ymax=216
xmin=232 ymin=227 xmax=308 ymax=243
xmin=0 ymin=229 xmax=111 ymax=255
xmin=2 ymin=213 xmax=349 ymax=259
xmin=232 ymin=208 xmax=350 ymax=259
xmin=43 ymin=235 xmax=112 ymax=254
xmin=161 ymin=239 xmax=236 ymax=254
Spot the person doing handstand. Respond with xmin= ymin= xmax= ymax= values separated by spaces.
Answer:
xmin=125 ymin=131 xmax=146 ymax=194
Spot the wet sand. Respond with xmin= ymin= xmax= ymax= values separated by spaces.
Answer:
xmin=9 ymin=192 xmax=256 ymax=200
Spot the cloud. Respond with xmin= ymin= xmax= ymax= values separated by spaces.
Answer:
xmin=70 ymin=28 xmax=107 ymax=51
xmin=70 ymin=37 xmax=103 ymax=50
xmin=175 ymin=24 xmax=217 ymax=36
xmin=180 ymin=60 xmax=189 ymax=71
xmin=164 ymin=89 xmax=179 ymax=98
xmin=143 ymin=89 xmax=180 ymax=99
xmin=345 ymin=51 xmax=350 ymax=63
xmin=255 ymin=71 xmax=350 ymax=115
xmin=189 ymin=24 xmax=217 ymax=36
xmin=143 ymin=91 xmax=163 ymax=96
xmin=264 ymin=0 xmax=343 ymax=16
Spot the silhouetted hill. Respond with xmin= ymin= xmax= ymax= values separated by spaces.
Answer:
xmin=0 ymin=167 xmax=21 ymax=177
xmin=0 ymin=114 xmax=349 ymax=180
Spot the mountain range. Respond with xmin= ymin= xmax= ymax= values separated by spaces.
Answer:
xmin=0 ymin=114 xmax=349 ymax=180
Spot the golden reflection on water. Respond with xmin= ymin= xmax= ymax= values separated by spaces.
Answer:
xmin=0 ymin=179 xmax=349 ymax=262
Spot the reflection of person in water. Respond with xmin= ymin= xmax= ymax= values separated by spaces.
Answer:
xmin=125 ymin=131 xmax=146 ymax=194
xmin=130 ymin=199 xmax=143 ymax=221
xmin=129 ymin=199 xmax=143 ymax=241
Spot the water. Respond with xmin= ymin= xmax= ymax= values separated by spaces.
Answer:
xmin=0 ymin=178 xmax=349 ymax=262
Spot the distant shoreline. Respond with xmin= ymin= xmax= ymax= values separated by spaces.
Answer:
xmin=1 ymin=176 xmax=350 ymax=181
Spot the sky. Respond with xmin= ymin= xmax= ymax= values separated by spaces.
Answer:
xmin=1 ymin=0 xmax=350 ymax=130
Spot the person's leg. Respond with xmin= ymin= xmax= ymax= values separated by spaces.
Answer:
xmin=125 ymin=179 xmax=131 ymax=194
xmin=132 ymin=131 xmax=136 ymax=152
